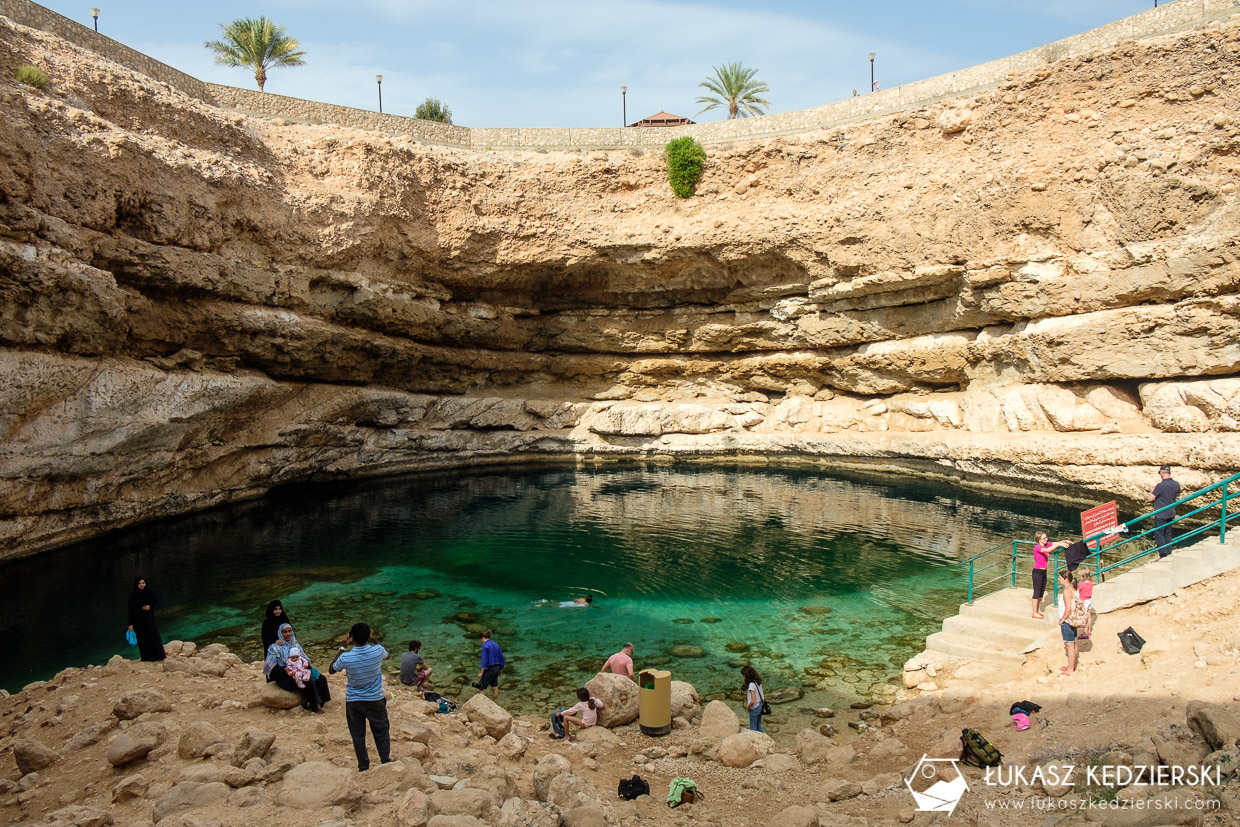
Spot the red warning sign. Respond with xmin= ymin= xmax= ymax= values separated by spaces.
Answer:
xmin=1081 ymin=501 xmax=1120 ymax=546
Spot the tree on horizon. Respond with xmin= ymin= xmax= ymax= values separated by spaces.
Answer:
xmin=695 ymin=61 xmax=770 ymax=119
xmin=205 ymin=17 xmax=306 ymax=92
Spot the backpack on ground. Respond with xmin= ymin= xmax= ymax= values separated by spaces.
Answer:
xmin=1118 ymin=626 xmax=1146 ymax=655
xmin=423 ymin=691 xmax=456 ymax=713
xmin=959 ymin=728 xmax=1003 ymax=767
xmin=617 ymin=775 xmax=650 ymax=800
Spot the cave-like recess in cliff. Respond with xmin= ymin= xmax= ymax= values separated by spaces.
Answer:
xmin=0 ymin=465 xmax=1079 ymax=722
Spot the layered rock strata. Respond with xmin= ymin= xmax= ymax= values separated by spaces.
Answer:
xmin=2 ymin=15 xmax=1240 ymax=558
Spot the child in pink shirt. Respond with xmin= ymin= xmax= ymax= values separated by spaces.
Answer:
xmin=1076 ymin=568 xmax=1095 ymax=639
xmin=552 ymin=688 xmax=604 ymax=741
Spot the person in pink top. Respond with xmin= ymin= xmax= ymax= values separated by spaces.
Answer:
xmin=601 ymin=643 xmax=634 ymax=681
xmin=1032 ymin=532 xmax=1069 ymax=619
xmin=551 ymin=687 xmax=604 ymax=741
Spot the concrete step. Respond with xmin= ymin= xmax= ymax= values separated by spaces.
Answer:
xmin=940 ymin=614 xmax=1050 ymax=649
xmin=924 ymin=630 xmax=1027 ymax=664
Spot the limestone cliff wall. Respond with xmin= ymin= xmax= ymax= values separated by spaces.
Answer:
xmin=1 ymin=14 xmax=1239 ymax=559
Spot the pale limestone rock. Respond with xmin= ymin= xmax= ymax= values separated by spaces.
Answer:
xmin=670 ymin=680 xmax=700 ymax=720
xmin=105 ymin=732 xmax=158 ymax=767
xmin=460 ymin=693 xmax=512 ymax=739
xmin=938 ymin=107 xmax=972 ymax=134
xmin=397 ymin=788 xmax=432 ymax=827
xmin=795 ymin=728 xmax=836 ymax=765
xmin=231 ymin=729 xmax=275 ymax=766
xmin=496 ymin=730 xmax=528 ymax=759
xmin=177 ymin=720 xmax=226 ymax=759
xmin=260 ymin=681 xmax=303 ymax=709
xmin=278 ymin=761 xmax=356 ymax=808
xmin=584 ymin=672 xmax=639 ymax=727
xmin=111 ymin=772 xmax=148 ymax=803
xmin=820 ymin=779 xmax=864 ymax=801
xmin=1187 ymin=700 xmax=1240 ymax=751
xmin=690 ymin=700 xmax=741 ymax=759
xmin=152 ymin=780 xmax=230 ymax=822
xmin=112 ymin=688 xmax=171 ymax=719
xmin=13 ymin=738 xmax=59 ymax=775
xmin=430 ymin=788 xmax=495 ymax=820
xmin=533 ymin=753 xmax=572 ymax=802
xmin=718 ymin=729 xmax=776 ymax=767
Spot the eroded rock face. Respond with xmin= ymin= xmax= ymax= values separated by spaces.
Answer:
xmin=2 ymin=15 xmax=1240 ymax=557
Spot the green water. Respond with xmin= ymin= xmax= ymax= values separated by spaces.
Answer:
xmin=0 ymin=465 xmax=1078 ymax=732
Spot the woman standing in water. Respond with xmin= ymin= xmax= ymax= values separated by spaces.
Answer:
xmin=261 ymin=600 xmax=290 ymax=660
xmin=127 ymin=577 xmax=166 ymax=662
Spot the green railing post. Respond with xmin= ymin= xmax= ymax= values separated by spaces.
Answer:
xmin=1011 ymin=540 xmax=1018 ymax=587
xmin=1222 ymin=481 xmax=1229 ymax=544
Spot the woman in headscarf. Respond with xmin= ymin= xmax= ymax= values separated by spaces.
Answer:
xmin=263 ymin=622 xmax=330 ymax=713
xmin=261 ymin=600 xmax=290 ymax=661
xmin=127 ymin=577 xmax=166 ymax=662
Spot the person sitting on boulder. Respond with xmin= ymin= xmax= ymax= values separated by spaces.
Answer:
xmin=264 ymin=622 xmax=329 ymax=713
xmin=551 ymin=687 xmax=604 ymax=742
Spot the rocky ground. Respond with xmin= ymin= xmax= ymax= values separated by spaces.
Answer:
xmin=2 ymin=566 xmax=1238 ymax=827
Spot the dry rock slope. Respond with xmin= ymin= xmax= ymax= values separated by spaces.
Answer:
xmin=2 ymin=13 xmax=1240 ymax=556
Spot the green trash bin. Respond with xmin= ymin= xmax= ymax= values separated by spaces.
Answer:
xmin=638 ymin=668 xmax=671 ymax=736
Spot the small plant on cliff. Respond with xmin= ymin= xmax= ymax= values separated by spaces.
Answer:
xmin=205 ymin=17 xmax=306 ymax=92
xmin=664 ymin=136 xmax=707 ymax=198
xmin=696 ymin=61 xmax=770 ymax=119
xmin=414 ymin=97 xmax=453 ymax=124
xmin=15 ymin=65 xmax=48 ymax=90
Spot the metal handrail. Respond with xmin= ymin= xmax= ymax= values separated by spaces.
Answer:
xmin=964 ymin=471 xmax=1240 ymax=604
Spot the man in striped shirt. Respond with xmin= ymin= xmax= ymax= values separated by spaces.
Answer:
xmin=330 ymin=622 xmax=391 ymax=771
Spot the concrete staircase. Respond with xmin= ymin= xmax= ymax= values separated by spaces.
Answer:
xmin=924 ymin=533 xmax=1240 ymax=663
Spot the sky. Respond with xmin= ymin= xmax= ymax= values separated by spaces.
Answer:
xmin=34 ymin=0 xmax=1158 ymax=128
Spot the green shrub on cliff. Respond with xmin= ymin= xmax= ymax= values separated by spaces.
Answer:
xmin=414 ymin=97 xmax=453 ymax=124
xmin=15 ymin=65 xmax=48 ymax=90
xmin=664 ymin=136 xmax=706 ymax=198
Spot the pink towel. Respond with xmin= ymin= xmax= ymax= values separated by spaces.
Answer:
xmin=1012 ymin=713 xmax=1031 ymax=731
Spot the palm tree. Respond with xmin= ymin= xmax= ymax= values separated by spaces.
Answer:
xmin=205 ymin=17 xmax=306 ymax=92
xmin=695 ymin=62 xmax=771 ymax=119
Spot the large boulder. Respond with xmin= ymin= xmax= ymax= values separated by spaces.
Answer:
xmin=533 ymin=753 xmax=572 ymax=802
xmin=718 ymin=730 xmax=776 ymax=767
xmin=152 ymin=781 xmax=230 ymax=823
xmin=112 ymin=689 xmax=171 ymax=720
xmin=584 ymin=672 xmax=639 ymax=727
xmin=105 ymin=732 xmax=159 ymax=767
xmin=397 ymin=788 xmax=432 ymax=827
xmin=795 ymin=728 xmax=833 ymax=765
xmin=430 ymin=788 xmax=496 ymax=821
xmin=689 ymin=700 xmax=740 ymax=759
xmin=1187 ymin=701 xmax=1240 ymax=752
xmin=13 ymin=738 xmax=60 ymax=776
xmin=670 ymin=681 xmax=700 ymax=720
xmin=260 ymin=682 xmax=302 ymax=710
xmin=177 ymin=721 xmax=227 ymax=759
xmin=769 ymin=805 xmax=819 ymax=827
xmin=232 ymin=729 xmax=276 ymax=766
xmin=278 ymin=761 xmax=356 ymax=808
xmin=460 ymin=693 xmax=512 ymax=740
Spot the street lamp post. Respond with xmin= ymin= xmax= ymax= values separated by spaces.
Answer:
xmin=869 ymin=52 xmax=875 ymax=92
xmin=376 ymin=75 xmax=383 ymax=114
xmin=621 ymin=86 xmax=627 ymax=127
xmin=90 ymin=7 xmax=99 ymax=32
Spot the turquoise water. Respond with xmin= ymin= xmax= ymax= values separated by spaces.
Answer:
xmin=0 ymin=465 xmax=1078 ymax=731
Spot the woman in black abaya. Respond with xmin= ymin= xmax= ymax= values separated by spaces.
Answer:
xmin=261 ymin=600 xmax=290 ymax=661
xmin=127 ymin=577 xmax=166 ymax=662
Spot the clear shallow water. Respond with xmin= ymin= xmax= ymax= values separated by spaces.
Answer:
xmin=0 ymin=465 xmax=1077 ymax=731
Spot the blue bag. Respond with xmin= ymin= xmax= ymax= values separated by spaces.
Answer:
xmin=125 ymin=629 xmax=137 ymax=646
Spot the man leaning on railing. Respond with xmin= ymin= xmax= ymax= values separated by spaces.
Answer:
xmin=1147 ymin=465 xmax=1181 ymax=557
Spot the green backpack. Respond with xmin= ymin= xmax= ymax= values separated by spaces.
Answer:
xmin=959 ymin=728 xmax=1003 ymax=767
